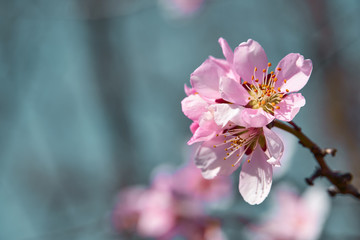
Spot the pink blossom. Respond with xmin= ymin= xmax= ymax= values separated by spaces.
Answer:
xmin=112 ymin=186 xmax=177 ymax=238
xmin=158 ymin=0 xmax=205 ymax=18
xmin=113 ymin=164 xmax=230 ymax=239
xmin=153 ymin=161 xmax=233 ymax=202
xmin=195 ymin=125 xmax=284 ymax=205
xmin=185 ymin=38 xmax=312 ymax=128
xmin=249 ymin=185 xmax=330 ymax=240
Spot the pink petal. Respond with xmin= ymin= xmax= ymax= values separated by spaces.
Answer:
xmin=241 ymin=108 xmax=275 ymax=128
xmin=263 ymin=127 xmax=284 ymax=167
xmin=184 ymin=84 xmax=196 ymax=96
xmin=181 ymin=94 xmax=209 ymax=121
xmin=195 ymin=137 xmax=243 ymax=179
xmin=239 ymin=147 xmax=273 ymax=205
xmin=190 ymin=58 xmax=226 ymax=100
xmin=189 ymin=121 xmax=199 ymax=134
xmin=218 ymin=37 xmax=234 ymax=63
xmin=188 ymin=112 xmax=219 ymax=145
xmin=219 ymin=76 xmax=250 ymax=105
xmin=274 ymin=93 xmax=306 ymax=121
xmin=187 ymin=126 xmax=217 ymax=145
xmin=233 ymin=39 xmax=268 ymax=82
xmin=212 ymin=104 xmax=245 ymax=127
xmin=275 ymin=53 xmax=312 ymax=92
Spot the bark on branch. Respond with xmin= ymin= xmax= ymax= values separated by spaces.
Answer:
xmin=272 ymin=120 xmax=360 ymax=199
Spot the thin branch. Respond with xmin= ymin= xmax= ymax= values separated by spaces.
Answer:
xmin=273 ymin=120 xmax=360 ymax=199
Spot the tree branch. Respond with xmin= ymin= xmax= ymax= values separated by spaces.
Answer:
xmin=273 ymin=120 xmax=360 ymax=199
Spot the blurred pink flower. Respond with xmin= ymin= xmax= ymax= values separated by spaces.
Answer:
xmin=249 ymin=185 xmax=330 ymax=240
xmin=159 ymin=0 xmax=205 ymax=18
xmin=195 ymin=126 xmax=284 ymax=205
xmin=112 ymin=186 xmax=177 ymax=238
xmin=183 ymin=38 xmax=312 ymax=128
xmin=113 ymin=164 xmax=230 ymax=239
xmin=153 ymin=161 xmax=233 ymax=202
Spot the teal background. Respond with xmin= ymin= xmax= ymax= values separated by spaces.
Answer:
xmin=0 ymin=0 xmax=360 ymax=239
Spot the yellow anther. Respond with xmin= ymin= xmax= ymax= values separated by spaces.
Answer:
xmin=262 ymin=69 xmax=266 ymax=73
xmin=243 ymin=81 xmax=248 ymax=84
xmin=274 ymin=78 xmax=278 ymax=82
xmin=247 ymin=159 xmax=250 ymax=163
xmin=271 ymin=102 xmax=276 ymax=106
xmin=286 ymin=89 xmax=289 ymax=92
xmin=277 ymin=87 xmax=281 ymax=92
xmin=261 ymin=100 xmax=266 ymax=105
xmin=224 ymin=157 xmax=227 ymax=160
xmin=255 ymin=79 xmax=259 ymax=82
xmin=270 ymin=71 xmax=274 ymax=75
xmin=251 ymin=75 xmax=254 ymax=80
xmin=254 ymin=67 xmax=258 ymax=71
xmin=277 ymin=67 xmax=282 ymax=71
xmin=284 ymin=79 xmax=287 ymax=83
xmin=275 ymin=106 xmax=280 ymax=110
xmin=268 ymin=62 xmax=272 ymax=67
xmin=231 ymin=164 xmax=235 ymax=167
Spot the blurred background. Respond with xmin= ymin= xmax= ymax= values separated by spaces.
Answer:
xmin=1 ymin=0 xmax=360 ymax=239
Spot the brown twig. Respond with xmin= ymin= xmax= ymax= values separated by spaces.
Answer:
xmin=273 ymin=120 xmax=360 ymax=199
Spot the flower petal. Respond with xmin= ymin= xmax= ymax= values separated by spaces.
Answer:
xmin=241 ymin=108 xmax=275 ymax=128
xmin=184 ymin=84 xmax=196 ymax=96
xmin=274 ymin=93 xmax=306 ymax=121
xmin=181 ymin=94 xmax=209 ymax=121
xmin=218 ymin=37 xmax=234 ymax=63
xmin=275 ymin=53 xmax=312 ymax=92
xmin=195 ymin=137 xmax=243 ymax=179
xmin=239 ymin=147 xmax=273 ymax=205
xmin=188 ymin=111 xmax=219 ymax=145
xmin=190 ymin=58 xmax=226 ymax=99
xmin=211 ymin=104 xmax=245 ymax=127
xmin=219 ymin=76 xmax=250 ymax=105
xmin=233 ymin=39 xmax=268 ymax=82
xmin=263 ymin=127 xmax=284 ymax=167
xmin=190 ymin=121 xmax=199 ymax=134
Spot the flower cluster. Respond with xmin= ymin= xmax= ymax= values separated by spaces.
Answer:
xmin=181 ymin=38 xmax=312 ymax=204
xmin=112 ymin=162 xmax=231 ymax=239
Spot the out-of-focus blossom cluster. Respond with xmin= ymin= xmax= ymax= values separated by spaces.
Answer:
xmin=112 ymin=161 xmax=231 ymax=239
xmin=181 ymin=38 xmax=312 ymax=204
xmin=248 ymin=185 xmax=330 ymax=240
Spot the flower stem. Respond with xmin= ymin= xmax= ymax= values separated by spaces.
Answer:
xmin=273 ymin=120 xmax=360 ymax=200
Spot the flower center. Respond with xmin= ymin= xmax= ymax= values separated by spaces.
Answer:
xmin=213 ymin=126 xmax=266 ymax=167
xmin=242 ymin=63 xmax=289 ymax=114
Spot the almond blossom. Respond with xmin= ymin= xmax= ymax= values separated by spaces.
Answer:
xmin=248 ymin=185 xmax=330 ymax=240
xmin=194 ymin=124 xmax=284 ymax=205
xmin=152 ymin=160 xmax=233 ymax=203
xmin=186 ymin=37 xmax=312 ymax=128
xmin=112 ymin=163 xmax=229 ymax=239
